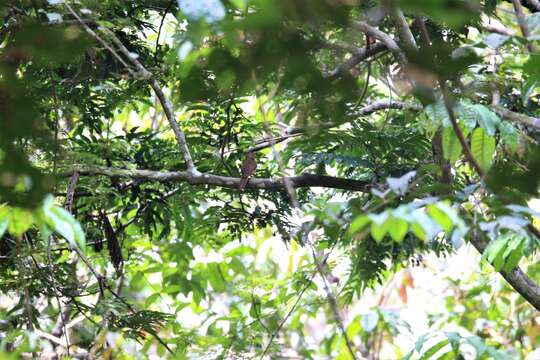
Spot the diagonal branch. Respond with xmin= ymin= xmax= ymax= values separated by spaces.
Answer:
xmin=381 ymin=0 xmax=418 ymax=50
xmin=61 ymin=167 xmax=371 ymax=192
xmin=64 ymin=4 xmax=198 ymax=175
xmin=512 ymin=0 xmax=539 ymax=53
xmin=492 ymin=105 xmax=540 ymax=130
xmin=441 ymin=82 xmax=540 ymax=312
xmin=247 ymin=100 xmax=422 ymax=152
xmin=440 ymin=82 xmax=486 ymax=178
xmin=351 ymin=20 xmax=407 ymax=65
xmin=323 ymin=41 xmax=389 ymax=79
xmin=470 ymin=232 xmax=540 ymax=311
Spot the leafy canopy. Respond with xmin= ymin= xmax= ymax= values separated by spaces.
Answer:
xmin=1 ymin=0 xmax=540 ymax=358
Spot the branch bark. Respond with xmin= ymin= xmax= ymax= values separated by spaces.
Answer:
xmin=64 ymin=4 xmax=198 ymax=175
xmin=381 ymin=0 xmax=418 ymax=50
xmin=104 ymin=31 xmax=199 ymax=175
xmin=61 ymin=167 xmax=371 ymax=192
xmin=351 ymin=20 xmax=406 ymax=65
xmin=441 ymin=82 xmax=486 ymax=178
xmin=492 ymin=105 xmax=540 ymax=130
xmin=512 ymin=0 xmax=539 ymax=53
xmin=247 ymin=100 xmax=422 ymax=152
xmin=323 ymin=41 xmax=388 ymax=79
xmin=527 ymin=0 xmax=540 ymax=11
xmin=469 ymin=232 xmax=540 ymax=311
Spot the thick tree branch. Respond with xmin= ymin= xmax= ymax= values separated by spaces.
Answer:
xmin=492 ymin=105 xmax=540 ymax=130
xmin=382 ymin=0 xmax=418 ymax=50
xmin=61 ymin=167 xmax=371 ymax=192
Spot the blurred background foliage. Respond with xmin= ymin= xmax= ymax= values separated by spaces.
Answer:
xmin=1 ymin=0 xmax=540 ymax=358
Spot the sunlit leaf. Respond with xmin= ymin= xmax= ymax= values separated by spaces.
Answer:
xmin=471 ymin=127 xmax=496 ymax=172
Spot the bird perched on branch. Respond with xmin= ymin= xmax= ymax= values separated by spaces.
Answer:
xmin=239 ymin=151 xmax=257 ymax=190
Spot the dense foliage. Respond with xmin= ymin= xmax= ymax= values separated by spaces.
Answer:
xmin=2 ymin=0 xmax=540 ymax=358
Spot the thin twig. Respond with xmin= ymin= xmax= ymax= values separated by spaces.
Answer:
xmin=154 ymin=0 xmax=175 ymax=59
xmin=440 ymin=82 xmax=486 ymax=178
xmin=64 ymin=3 xmax=198 ymax=174
xmin=259 ymin=270 xmax=317 ymax=358
xmin=63 ymin=3 xmax=136 ymax=76
xmin=254 ymin=84 xmax=358 ymax=359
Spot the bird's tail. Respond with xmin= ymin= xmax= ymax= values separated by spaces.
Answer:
xmin=239 ymin=177 xmax=249 ymax=190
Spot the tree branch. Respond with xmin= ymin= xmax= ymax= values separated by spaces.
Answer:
xmin=61 ymin=167 xmax=371 ymax=192
xmin=104 ymin=31 xmax=199 ymax=175
xmin=382 ymin=0 xmax=418 ymax=50
xmin=469 ymin=232 xmax=540 ymax=311
xmin=481 ymin=23 xmax=516 ymax=37
xmin=64 ymin=4 xmax=198 ymax=175
xmin=351 ymin=20 xmax=406 ymax=65
xmin=492 ymin=105 xmax=540 ymax=130
xmin=247 ymin=100 xmax=422 ymax=152
xmin=441 ymin=82 xmax=486 ymax=178
xmin=323 ymin=41 xmax=388 ymax=79
xmin=512 ymin=0 xmax=539 ymax=53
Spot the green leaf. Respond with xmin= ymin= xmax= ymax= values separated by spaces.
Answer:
xmin=0 ymin=206 xmax=9 ymax=238
xmin=483 ymin=33 xmax=509 ymax=49
xmin=387 ymin=217 xmax=409 ymax=243
xmin=471 ymin=127 xmax=496 ymax=172
xmin=522 ymin=78 xmax=538 ymax=106
xmin=527 ymin=13 xmax=540 ymax=35
xmin=0 ymin=219 xmax=8 ymax=238
xmin=502 ymin=235 xmax=526 ymax=272
xmin=524 ymin=54 xmax=540 ymax=83
xmin=442 ymin=126 xmax=462 ymax=163
xmin=370 ymin=221 xmax=388 ymax=243
xmin=360 ymin=311 xmax=379 ymax=332
xmin=44 ymin=205 xmax=86 ymax=250
xmin=425 ymin=101 xmax=450 ymax=127
xmin=207 ymin=263 xmax=226 ymax=292
xmin=412 ymin=211 xmax=441 ymax=241
xmin=420 ymin=339 xmax=450 ymax=360
xmin=459 ymin=104 xmax=500 ymax=135
xmin=7 ymin=208 xmax=33 ymax=237
xmin=427 ymin=204 xmax=453 ymax=233
xmin=144 ymin=293 xmax=161 ymax=308
xmin=369 ymin=212 xmax=390 ymax=242
xmin=482 ymin=237 xmax=507 ymax=271
xmin=446 ymin=332 xmax=462 ymax=354
xmin=499 ymin=122 xmax=519 ymax=153
xmin=348 ymin=215 xmax=371 ymax=235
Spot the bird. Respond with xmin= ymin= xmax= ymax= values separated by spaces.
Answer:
xmin=239 ymin=151 xmax=257 ymax=190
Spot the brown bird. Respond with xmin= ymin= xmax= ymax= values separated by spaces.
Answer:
xmin=239 ymin=151 xmax=257 ymax=190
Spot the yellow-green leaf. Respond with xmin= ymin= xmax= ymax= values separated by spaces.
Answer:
xmin=388 ymin=217 xmax=409 ymax=243
xmin=7 ymin=208 xmax=33 ymax=236
xmin=442 ymin=126 xmax=463 ymax=163
xmin=471 ymin=127 xmax=496 ymax=172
